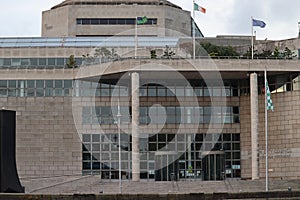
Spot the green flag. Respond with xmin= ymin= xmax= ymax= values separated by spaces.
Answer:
xmin=137 ymin=16 xmax=148 ymax=25
xmin=266 ymin=81 xmax=274 ymax=111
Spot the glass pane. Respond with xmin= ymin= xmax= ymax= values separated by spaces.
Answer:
xmin=38 ymin=58 xmax=46 ymax=66
xmin=46 ymin=80 xmax=53 ymax=88
xmin=56 ymin=58 xmax=64 ymax=66
xmin=3 ymin=58 xmax=11 ymax=66
xmin=36 ymin=80 xmax=44 ymax=88
xmin=195 ymin=87 xmax=202 ymax=96
xmin=30 ymin=58 xmax=38 ymax=66
xmin=27 ymin=89 xmax=35 ymax=96
xmin=48 ymin=58 xmax=55 ymax=66
xmin=176 ymin=87 xmax=184 ymax=96
xmin=148 ymin=86 xmax=156 ymax=96
xmin=83 ymin=134 xmax=91 ymax=142
xmin=8 ymin=80 xmax=16 ymax=88
xmin=0 ymin=89 xmax=7 ymax=97
xmin=0 ymin=80 xmax=7 ymax=88
xmin=157 ymin=87 xmax=166 ymax=96
xmin=213 ymin=88 xmax=221 ymax=96
xmin=64 ymin=80 xmax=73 ymax=88
xmin=91 ymin=19 xmax=99 ymax=24
xmin=11 ymin=58 xmax=21 ymax=66
xmin=92 ymin=134 xmax=100 ymax=142
xmin=55 ymin=80 xmax=63 ymax=88
xmin=36 ymin=89 xmax=44 ymax=97
xmin=21 ymin=58 xmax=30 ymax=66
xmin=27 ymin=80 xmax=35 ymax=88
xmin=8 ymin=89 xmax=17 ymax=96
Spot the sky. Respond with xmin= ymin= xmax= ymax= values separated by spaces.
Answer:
xmin=0 ymin=0 xmax=299 ymax=40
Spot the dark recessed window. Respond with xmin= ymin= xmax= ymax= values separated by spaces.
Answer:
xmin=108 ymin=19 xmax=117 ymax=24
xmin=82 ymin=19 xmax=90 ymax=25
xmin=118 ymin=19 xmax=126 ymax=24
xmin=76 ymin=18 xmax=157 ymax=25
xmin=76 ymin=19 xmax=82 ymax=24
xmin=126 ymin=19 xmax=135 ymax=24
xmin=91 ymin=19 xmax=99 ymax=25
xmin=100 ymin=19 xmax=108 ymax=24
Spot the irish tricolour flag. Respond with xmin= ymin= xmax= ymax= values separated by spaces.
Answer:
xmin=194 ymin=3 xmax=206 ymax=14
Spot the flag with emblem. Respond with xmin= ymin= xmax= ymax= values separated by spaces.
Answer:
xmin=137 ymin=16 xmax=148 ymax=25
xmin=266 ymin=81 xmax=274 ymax=111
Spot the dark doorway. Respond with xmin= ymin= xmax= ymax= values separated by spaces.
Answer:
xmin=155 ymin=152 xmax=178 ymax=181
xmin=202 ymin=151 xmax=225 ymax=181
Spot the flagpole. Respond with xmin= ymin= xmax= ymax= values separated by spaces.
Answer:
xmin=251 ymin=16 xmax=254 ymax=59
xmin=264 ymin=68 xmax=269 ymax=192
xmin=117 ymin=99 xmax=122 ymax=193
xmin=135 ymin=17 xmax=138 ymax=59
xmin=193 ymin=0 xmax=196 ymax=60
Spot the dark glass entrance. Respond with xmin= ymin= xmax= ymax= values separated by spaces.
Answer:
xmin=155 ymin=152 xmax=178 ymax=181
xmin=202 ymin=151 xmax=225 ymax=181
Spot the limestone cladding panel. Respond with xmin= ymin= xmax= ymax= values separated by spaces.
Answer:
xmin=42 ymin=6 xmax=70 ymax=37
xmin=164 ymin=6 xmax=191 ymax=37
xmin=240 ymin=90 xmax=300 ymax=180
xmin=0 ymin=97 xmax=81 ymax=178
xmin=42 ymin=2 xmax=193 ymax=37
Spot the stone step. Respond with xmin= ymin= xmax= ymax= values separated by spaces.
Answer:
xmin=21 ymin=176 xmax=300 ymax=194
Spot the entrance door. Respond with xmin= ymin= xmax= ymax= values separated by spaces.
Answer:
xmin=154 ymin=152 xmax=178 ymax=181
xmin=202 ymin=151 xmax=225 ymax=181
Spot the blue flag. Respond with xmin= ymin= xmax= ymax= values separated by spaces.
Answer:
xmin=252 ymin=18 xmax=266 ymax=28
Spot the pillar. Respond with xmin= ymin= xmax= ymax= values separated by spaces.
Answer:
xmin=131 ymin=72 xmax=140 ymax=181
xmin=250 ymin=72 xmax=259 ymax=180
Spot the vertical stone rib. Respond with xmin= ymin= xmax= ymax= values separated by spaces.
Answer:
xmin=131 ymin=72 xmax=140 ymax=181
xmin=250 ymin=73 xmax=259 ymax=180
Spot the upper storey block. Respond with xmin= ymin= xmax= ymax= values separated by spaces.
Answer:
xmin=42 ymin=0 xmax=203 ymax=37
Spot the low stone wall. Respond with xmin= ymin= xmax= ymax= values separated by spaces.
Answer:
xmin=1 ymin=191 xmax=300 ymax=200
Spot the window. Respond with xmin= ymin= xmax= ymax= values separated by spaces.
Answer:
xmin=91 ymin=19 xmax=99 ymax=25
xmin=30 ymin=58 xmax=38 ymax=66
xmin=38 ymin=58 xmax=46 ymax=66
xmin=48 ymin=58 xmax=55 ymax=66
xmin=11 ymin=59 xmax=21 ymax=66
xmin=3 ymin=59 xmax=11 ymax=66
xmin=76 ymin=18 xmax=158 ymax=25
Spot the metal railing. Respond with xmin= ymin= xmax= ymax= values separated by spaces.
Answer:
xmin=0 ymin=55 xmax=298 ymax=69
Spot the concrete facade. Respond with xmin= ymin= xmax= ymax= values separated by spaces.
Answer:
xmin=0 ymin=97 xmax=82 ymax=177
xmin=0 ymin=58 xmax=299 ymax=180
xmin=241 ymin=90 xmax=300 ymax=180
xmin=42 ymin=0 xmax=193 ymax=37
xmin=0 ymin=0 xmax=300 ymax=188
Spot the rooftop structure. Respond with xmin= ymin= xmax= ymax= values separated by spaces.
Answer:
xmin=42 ymin=0 xmax=203 ymax=37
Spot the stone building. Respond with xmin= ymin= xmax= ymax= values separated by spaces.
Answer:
xmin=42 ymin=0 xmax=203 ymax=37
xmin=0 ymin=0 xmax=300 ymax=187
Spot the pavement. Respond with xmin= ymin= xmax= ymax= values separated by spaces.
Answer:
xmin=19 ymin=175 xmax=300 ymax=194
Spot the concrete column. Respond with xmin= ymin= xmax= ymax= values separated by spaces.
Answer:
xmin=75 ymin=80 xmax=80 ymax=97
xmin=187 ymin=134 xmax=192 ymax=169
xmin=250 ymin=73 xmax=259 ymax=180
xmin=131 ymin=72 xmax=140 ymax=181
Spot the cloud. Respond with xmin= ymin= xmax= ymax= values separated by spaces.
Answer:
xmin=0 ymin=0 xmax=62 ymax=37
xmin=0 ymin=0 xmax=299 ymax=40
xmin=175 ymin=0 xmax=300 ymax=40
